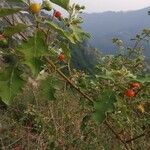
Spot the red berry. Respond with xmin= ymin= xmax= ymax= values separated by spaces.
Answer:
xmin=131 ymin=82 xmax=140 ymax=89
xmin=125 ymin=89 xmax=135 ymax=98
xmin=54 ymin=10 xmax=61 ymax=19
xmin=58 ymin=53 xmax=65 ymax=61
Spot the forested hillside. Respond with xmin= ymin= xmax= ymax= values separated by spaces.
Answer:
xmin=82 ymin=7 xmax=150 ymax=56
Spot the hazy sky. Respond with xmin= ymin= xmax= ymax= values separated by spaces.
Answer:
xmin=35 ymin=0 xmax=150 ymax=13
xmin=71 ymin=0 xmax=150 ymax=12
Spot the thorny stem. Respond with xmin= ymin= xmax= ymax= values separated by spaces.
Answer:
xmin=104 ymin=120 xmax=130 ymax=150
xmin=6 ymin=137 xmax=23 ymax=148
xmin=44 ymin=57 xmax=94 ymax=103
xmin=0 ymin=138 xmax=5 ymax=150
xmin=125 ymin=130 xmax=149 ymax=143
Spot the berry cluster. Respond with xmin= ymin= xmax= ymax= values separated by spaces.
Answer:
xmin=125 ymin=82 xmax=141 ymax=98
xmin=125 ymin=82 xmax=145 ymax=113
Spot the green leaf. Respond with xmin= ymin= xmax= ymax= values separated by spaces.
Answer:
xmin=92 ymin=90 xmax=116 ymax=124
xmin=39 ymin=75 xmax=64 ymax=100
xmin=50 ymin=0 xmax=70 ymax=10
xmin=46 ymin=21 xmax=76 ymax=44
xmin=16 ymin=30 xmax=49 ymax=76
xmin=7 ymin=0 xmax=25 ymax=2
xmin=130 ymin=75 xmax=150 ymax=83
xmin=0 ymin=66 xmax=25 ymax=105
xmin=96 ymin=75 xmax=115 ymax=83
xmin=3 ymin=23 xmax=28 ymax=37
xmin=0 ymin=8 xmax=21 ymax=17
xmin=70 ymin=25 xmax=90 ymax=42
xmin=39 ymin=77 xmax=57 ymax=100
xmin=80 ymin=115 xmax=91 ymax=131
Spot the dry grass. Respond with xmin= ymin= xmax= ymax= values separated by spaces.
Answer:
xmin=0 ymin=87 xmax=149 ymax=150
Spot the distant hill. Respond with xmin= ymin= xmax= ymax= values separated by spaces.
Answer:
xmin=81 ymin=7 xmax=150 ymax=57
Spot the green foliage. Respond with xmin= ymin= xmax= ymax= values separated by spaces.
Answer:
xmin=46 ymin=20 xmax=76 ymax=44
xmin=0 ymin=8 xmax=21 ymax=17
xmin=132 ymin=75 xmax=150 ymax=83
xmin=60 ymin=43 xmax=71 ymax=61
xmin=16 ymin=30 xmax=49 ymax=76
xmin=3 ymin=23 xmax=28 ymax=37
xmin=71 ymin=25 xmax=90 ymax=42
xmin=0 ymin=64 xmax=25 ymax=105
xmin=50 ymin=0 xmax=70 ymax=10
xmin=39 ymin=75 xmax=64 ymax=101
xmin=7 ymin=0 xmax=25 ymax=2
xmin=92 ymin=90 xmax=116 ymax=124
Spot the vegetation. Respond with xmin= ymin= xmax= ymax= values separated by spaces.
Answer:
xmin=0 ymin=0 xmax=149 ymax=149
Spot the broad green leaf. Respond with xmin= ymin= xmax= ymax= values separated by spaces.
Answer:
xmin=3 ymin=23 xmax=28 ymax=37
xmin=0 ymin=8 xmax=21 ymax=17
xmin=92 ymin=90 xmax=116 ymax=124
xmin=39 ymin=75 xmax=64 ymax=100
xmin=0 ymin=66 xmax=25 ymax=105
xmin=70 ymin=25 xmax=90 ymax=42
xmin=39 ymin=77 xmax=57 ymax=100
xmin=50 ymin=0 xmax=70 ymax=10
xmin=46 ymin=21 xmax=76 ymax=44
xmin=16 ymin=30 xmax=49 ymax=76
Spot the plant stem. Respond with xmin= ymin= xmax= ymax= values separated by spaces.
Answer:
xmin=125 ymin=130 xmax=149 ymax=143
xmin=105 ymin=120 xmax=130 ymax=150
xmin=44 ymin=57 xmax=94 ymax=103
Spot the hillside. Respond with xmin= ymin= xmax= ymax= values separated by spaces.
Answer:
xmin=81 ymin=7 xmax=150 ymax=57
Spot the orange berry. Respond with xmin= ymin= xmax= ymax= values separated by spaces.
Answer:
xmin=58 ymin=53 xmax=65 ymax=61
xmin=131 ymin=82 xmax=140 ymax=89
xmin=29 ymin=3 xmax=41 ymax=14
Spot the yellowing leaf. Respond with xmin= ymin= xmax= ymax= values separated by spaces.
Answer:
xmin=137 ymin=104 xmax=145 ymax=113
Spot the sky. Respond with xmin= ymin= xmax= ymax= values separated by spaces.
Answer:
xmin=71 ymin=0 xmax=150 ymax=13
xmin=35 ymin=0 xmax=150 ymax=13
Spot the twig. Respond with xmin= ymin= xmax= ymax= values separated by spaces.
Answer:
xmin=125 ymin=130 xmax=149 ymax=143
xmin=105 ymin=120 xmax=130 ymax=150
xmin=44 ymin=57 xmax=94 ymax=103
xmin=7 ymin=137 xmax=23 ymax=148
xmin=0 ymin=138 xmax=5 ymax=150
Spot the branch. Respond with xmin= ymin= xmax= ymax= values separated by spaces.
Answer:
xmin=44 ymin=57 xmax=94 ymax=103
xmin=105 ymin=120 xmax=130 ymax=150
xmin=125 ymin=130 xmax=149 ymax=143
xmin=7 ymin=137 xmax=23 ymax=148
